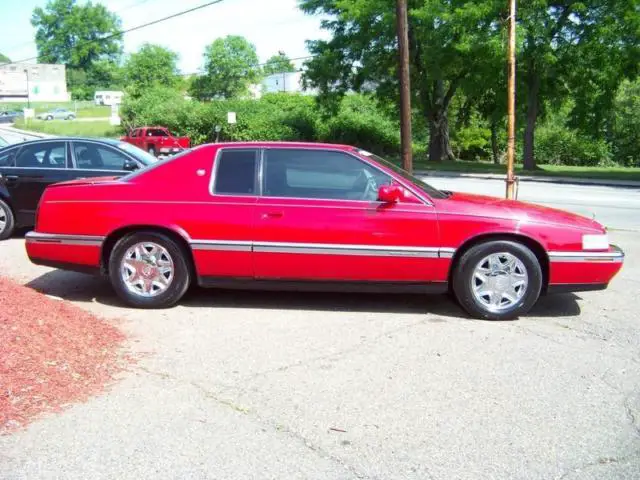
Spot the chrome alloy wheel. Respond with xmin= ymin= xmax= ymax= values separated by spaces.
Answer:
xmin=0 ymin=204 xmax=6 ymax=234
xmin=120 ymin=242 xmax=174 ymax=297
xmin=471 ymin=252 xmax=529 ymax=313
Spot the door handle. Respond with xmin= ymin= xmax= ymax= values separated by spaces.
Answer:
xmin=3 ymin=175 xmax=18 ymax=185
xmin=261 ymin=211 xmax=283 ymax=219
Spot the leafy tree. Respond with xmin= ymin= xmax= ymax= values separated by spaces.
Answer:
xmin=300 ymin=0 xmax=503 ymax=162
xmin=263 ymin=51 xmax=296 ymax=75
xmin=0 ymin=52 xmax=10 ymax=64
xmin=518 ymin=0 xmax=639 ymax=170
xmin=190 ymin=35 xmax=260 ymax=100
xmin=124 ymin=43 xmax=180 ymax=97
xmin=612 ymin=79 xmax=640 ymax=167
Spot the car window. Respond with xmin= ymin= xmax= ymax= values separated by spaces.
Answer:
xmin=130 ymin=129 xmax=138 ymax=138
xmin=262 ymin=149 xmax=390 ymax=201
xmin=15 ymin=142 xmax=67 ymax=169
xmin=73 ymin=141 xmax=131 ymax=171
xmin=212 ymin=149 xmax=258 ymax=195
xmin=148 ymin=129 xmax=168 ymax=137
xmin=0 ymin=149 xmax=15 ymax=167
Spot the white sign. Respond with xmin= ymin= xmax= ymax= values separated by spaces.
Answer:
xmin=23 ymin=108 xmax=35 ymax=119
xmin=227 ymin=111 xmax=236 ymax=124
xmin=109 ymin=115 xmax=121 ymax=126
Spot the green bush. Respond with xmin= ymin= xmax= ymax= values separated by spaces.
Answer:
xmin=535 ymin=122 xmax=611 ymax=166
xmin=612 ymin=79 xmax=640 ymax=167
xmin=452 ymin=123 xmax=492 ymax=161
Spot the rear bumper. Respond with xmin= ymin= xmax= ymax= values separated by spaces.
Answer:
xmin=25 ymin=231 xmax=103 ymax=273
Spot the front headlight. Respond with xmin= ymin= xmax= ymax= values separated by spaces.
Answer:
xmin=582 ymin=234 xmax=609 ymax=250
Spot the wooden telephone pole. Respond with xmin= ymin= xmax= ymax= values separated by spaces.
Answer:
xmin=505 ymin=0 xmax=517 ymax=199
xmin=396 ymin=0 xmax=413 ymax=173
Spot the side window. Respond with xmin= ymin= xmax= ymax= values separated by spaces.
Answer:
xmin=15 ymin=142 xmax=67 ymax=169
xmin=0 ymin=150 xmax=15 ymax=167
xmin=263 ymin=149 xmax=390 ymax=201
xmin=212 ymin=149 xmax=258 ymax=195
xmin=130 ymin=129 xmax=138 ymax=138
xmin=73 ymin=142 xmax=132 ymax=171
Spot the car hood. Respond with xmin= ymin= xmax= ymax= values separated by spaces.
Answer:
xmin=439 ymin=191 xmax=605 ymax=233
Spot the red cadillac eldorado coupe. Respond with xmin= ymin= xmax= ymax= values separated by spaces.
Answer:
xmin=25 ymin=142 xmax=624 ymax=320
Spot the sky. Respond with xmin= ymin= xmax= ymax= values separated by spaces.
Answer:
xmin=0 ymin=0 xmax=331 ymax=73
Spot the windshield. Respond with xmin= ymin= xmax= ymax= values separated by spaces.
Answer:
xmin=357 ymin=150 xmax=448 ymax=199
xmin=116 ymin=142 xmax=158 ymax=166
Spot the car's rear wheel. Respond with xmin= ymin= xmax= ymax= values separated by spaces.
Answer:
xmin=0 ymin=199 xmax=15 ymax=240
xmin=46 ymin=115 xmax=53 ymax=121
xmin=108 ymin=231 xmax=191 ymax=308
xmin=65 ymin=115 xmax=75 ymax=120
xmin=148 ymin=146 xmax=157 ymax=157
xmin=452 ymin=240 xmax=542 ymax=320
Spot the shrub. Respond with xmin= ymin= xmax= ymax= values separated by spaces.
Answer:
xmin=535 ymin=123 xmax=611 ymax=166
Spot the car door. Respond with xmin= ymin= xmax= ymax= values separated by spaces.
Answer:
xmin=70 ymin=140 xmax=138 ymax=179
xmin=6 ymin=140 xmax=73 ymax=227
xmin=253 ymin=148 xmax=443 ymax=283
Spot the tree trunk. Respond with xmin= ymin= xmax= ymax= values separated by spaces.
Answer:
xmin=427 ymin=80 xmax=456 ymax=162
xmin=523 ymin=65 xmax=540 ymax=170
xmin=490 ymin=119 xmax=500 ymax=164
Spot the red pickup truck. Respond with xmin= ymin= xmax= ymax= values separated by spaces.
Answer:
xmin=121 ymin=126 xmax=191 ymax=157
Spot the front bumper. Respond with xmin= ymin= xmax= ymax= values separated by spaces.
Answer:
xmin=547 ymin=244 xmax=624 ymax=292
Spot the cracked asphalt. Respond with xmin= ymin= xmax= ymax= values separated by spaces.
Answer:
xmin=0 ymin=231 xmax=638 ymax=480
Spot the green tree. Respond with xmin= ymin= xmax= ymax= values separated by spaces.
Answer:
xmin=518 ymin=0 xmax=639 ymax=170
xmin=612 ymin=79 xmax=640 ymax=167
xmin=124 ymin=43 xmax=180 ymax=97
xmin=0 ymin=52 xmax=10 ymax=64
xmin=263 ymin=51 xmax=296 ymax=75
xmin=301 ymin=0 xmax=503 ymax=162
xmin=190 ymin=35 xmax=260 ymax=100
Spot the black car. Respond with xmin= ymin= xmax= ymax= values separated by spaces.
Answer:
xmin=0 ymin=110 xmax=23 ymax=124
xmin=0 ymin=137 xmax=157 ymax=239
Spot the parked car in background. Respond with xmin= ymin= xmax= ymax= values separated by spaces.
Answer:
xmin=24 ymin=142 xmax=623 ymax=320
xmin=0 ymin=138 xmax=156 ymax=239
xmin=36 ymin=108 xmax=76 ymax=121
xmin=0 ymin=110 xmax=23 ymax=124
xmin=121 ymin=126 xmax=191 ymax=157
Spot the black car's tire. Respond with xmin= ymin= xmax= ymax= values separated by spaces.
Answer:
xmin=452 ymin=240 xmax=542 ymax=320
xmin=0 ymin=199 xmax=15 ymax=240
xmin=148 ymin=146 xmax=157 ymax=157
xmin=108 ymin=231 xmax=191 ymax=309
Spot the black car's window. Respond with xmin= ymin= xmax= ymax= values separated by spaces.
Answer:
xmin=0 ymin=149 xmax=15 ymax=167
xmin=262 ymin=149 xmax=390 ymax=201
xmin=212 ymin=149 xmax=258 ymax=195
xmin=15 ymin=142 xmax=67 ymax=169
xmin=73 ymin=142 xmax=131 ymax=171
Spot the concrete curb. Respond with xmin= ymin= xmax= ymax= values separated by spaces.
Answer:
xmin=416 ymin=170 xmax=640 ymax=189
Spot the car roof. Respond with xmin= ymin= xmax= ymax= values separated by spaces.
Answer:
xmin=203 ymin=141 xmax=355 ymax=150
xmin=0 ymin=137 xmax=122 ymax=151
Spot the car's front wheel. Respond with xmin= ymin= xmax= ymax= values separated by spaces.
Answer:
xmin=45 ymin=115 xmax=53 ymax=121
xmin=0 ymin=199 xmax=15 ymax=240
xmin=452 ymin=240 xmax=542 ymax=320
xmin=108 ymin=231 xmax=191 ymax=308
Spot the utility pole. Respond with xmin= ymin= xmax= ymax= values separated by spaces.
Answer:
xmin=396 ymin=0 xmax=413 ymax=173
xmin=505 ymin=0 xmax=517 ymax=199
xmin=23 ymin=69 xmax=31 ymax=109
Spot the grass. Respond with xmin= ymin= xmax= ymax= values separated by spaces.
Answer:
xmin=13 ymin=118 xmax=121 ymax=138
xmin=1 ymin=102 xmax=111 ymax=119
xmin=412 ymin=159 xmax=640 ymax=182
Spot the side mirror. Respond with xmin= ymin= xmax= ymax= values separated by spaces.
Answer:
xmin=123 ymin=160 xmax=139 ymax=172
xmin=378 ymin=184 xmax=403 ymax=203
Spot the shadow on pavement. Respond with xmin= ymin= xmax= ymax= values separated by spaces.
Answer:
xmin=26 ymin=269 xmax=581 ymax=319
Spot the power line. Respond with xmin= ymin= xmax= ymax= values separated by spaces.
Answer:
xmin=4 ymin=0 xmax=226 ymax=66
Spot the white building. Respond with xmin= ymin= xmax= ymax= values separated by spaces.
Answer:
xmin=0 ymin=63 xmax=70 ymax=103
xmin=253 ymin=71 xmax=318 ymax=98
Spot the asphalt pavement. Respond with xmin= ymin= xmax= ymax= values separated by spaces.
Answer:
xmin=0 ymin=231 xmax=638 ymax=480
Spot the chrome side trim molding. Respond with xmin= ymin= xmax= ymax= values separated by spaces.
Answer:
xmin=190 ymin=240 xmax=252 ymax=252
xmin=25 ymin=232 xmax=104 ymax=247
xmin=190 ymin=239 xmax=456 ymax=259
xmin=548 ymin=247 xmax=624 ymax=263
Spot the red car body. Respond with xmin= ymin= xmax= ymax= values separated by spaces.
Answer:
xmin=121 ymin=126 xmax=190 ymax=156
xmin=25 ymin=142 xmax=623 ymax=318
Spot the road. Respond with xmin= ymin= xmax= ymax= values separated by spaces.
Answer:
xmin=0 ymin=125 xmax=47 ymax=144
xmin=0 ymin=232 xmax=638 ymax=480
xmin=422 ymin=175 xmax=640 ymax=231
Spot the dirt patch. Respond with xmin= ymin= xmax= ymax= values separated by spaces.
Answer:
xmin=0 ymin=276 xmax=126 ymax=434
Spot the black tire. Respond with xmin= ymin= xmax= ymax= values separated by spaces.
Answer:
xmin=46 ymin=115 xmax=53 ymax=121
xmin=148 ymin=146 xmax=157 ymax=157
xmin=108 ymin=231 xmax=191 ymax=308
xmin=452 ymin=240 xmax=543 ymax=320
xmin=66 ymin=115 xmax=75 ymax=120
xmin=0 ymin=199 xmax=15 ymax=240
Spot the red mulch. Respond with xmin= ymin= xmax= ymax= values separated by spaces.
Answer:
xmin=0 ymin=276 xmax=126 ymax=434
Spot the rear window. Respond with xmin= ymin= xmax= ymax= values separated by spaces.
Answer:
xmin=212 ymin=150 xmax=258 ymax=195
